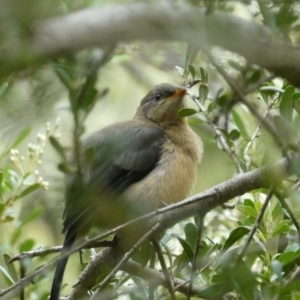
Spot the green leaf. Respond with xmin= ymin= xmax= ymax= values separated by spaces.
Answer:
xmin=244 ymin=206 xmax=258 ymax=218
xmin=279 ymin=85 xmax=295 ymax=122
xmin=0 ymin=169 xmax=3 ymax=188
xmin=188 ymin=64 xmax=196 ymax=80
xmin=244 ymin=199 xmax=255 ymax=209
xmin=178 ymin=108 xmax=198 ymax=117
xmin=196 ymin=283 xmax=230 ymax=298
xmin=223 ymin=227 xmax=250 ymax=250
xmin=271 ymin=260 xmax=283 ymax=282
xmin=98 ymin=87 xmax=109 ymax=99
xmin=272 ymin=202 xmax=282 ymax=219
xmin=200 ymin=67 xmax=208 ymax=84
xmin=185 ymin=44 xmax=199 ymax=65
xmin=294 ymin=98 xmax=300 ymax=115
xmin=172 ymin=234 xmax=194 ymax=262
xmin=17 ymin=183 xmax=41 ymax=200
xmin=19 ymin=239 xmax=35 ymax=252
xmin=3 ymin=254 xmax=18 ymax=282
xmin=0 ymin=266 xmax=15 ymax=284
xmin=173 ymin=253 xmax=189 ymax=273
xmin=247 ymin=69 xmax=263 ymax=84
xmin=160 ymin=240 xmax=173 ymax=266
xmin=21 ymin=208 xmax=44 ymax=227
xmin=184 ymin=222 xmax=198 ymax=249
xmin=52 ymin=58 xmax=76 ymax=91
xmin=231 ymin=110 xmax=249 ymax=138
xmin=49 ymin=136 xmax=68 ymax=162
xmin=138 ymin=242 xmax=152 ymax=267
xmin=273 ymin=115 xmax=294 ymax=144
xmin=0 ymin=127 xmax=32 ymax=160
xmin=228 ymin=129 xmax=241 ymax=141
xmin=78 ymin=86 xmax=98 ymax=112
xmin=1 ymin=216 xmax=15 ymax=223
xmin=7 ymin=169 xmax=19 ymax=191
xmin=58 ymin=162 xmax=75 ymax=174
xmin=278 ymin=251 xmax=296 ymax=266
xmin=175 ymin=66 xmax=185 ymax=77
xmin=272 ymin=220 xmax=290 ymax=237
xmin=199 ymin=84 xmax=208 ymax=104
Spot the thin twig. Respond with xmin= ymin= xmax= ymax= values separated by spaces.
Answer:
xmin=237 ymin=186 xmax=274 ymax=262
xmin=19 ymin=260 xmax=26 ymax=300
xmin=187 ymin=216 xmax=204 ymax=300
xmin=152 ymin=239 xmax=176 ymax=300
xmin=9 ymin=246 xmax=62 ymax=263
xmin=243 ymin=96 xmax=278 ymax=169
xmin=90 ymin=222 xmax=161 ymax=300
xmin=185 ymin=86 xmax=244 ymax=173
xmin=184 ymin=86 xmax=206 ymax=112
xmin=211 ymin=123 xmax=244 ymax=173
xmin=9 ymin=240 xmax=113 ymax=263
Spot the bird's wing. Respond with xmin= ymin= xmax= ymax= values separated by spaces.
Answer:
xmin=62 ymin=122 xmax=164 ymax=235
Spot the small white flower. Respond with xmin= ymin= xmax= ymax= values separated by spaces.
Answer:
xmin=41 ymin=181 xmax=49 ymax=190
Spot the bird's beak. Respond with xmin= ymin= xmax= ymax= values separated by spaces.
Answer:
xmin=166 ymin=88 xmax=186 ymax=100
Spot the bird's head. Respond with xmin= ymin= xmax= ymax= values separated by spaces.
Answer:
xmin=136 ymin=83 xmax=187 ymax=127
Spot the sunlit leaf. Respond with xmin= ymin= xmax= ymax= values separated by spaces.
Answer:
xmin=188 ymin=64 xmax=196 ymax=80
xmin=17 ymin=183 xmax=41 ymax=200
xmin=200 ymin=67 xmax=208 ymax=84
xmin=279 ymin=85 xmax=294 ymax=122
xmin=199 ymin=84 xmax=208 ymax=104
xmin=272 ymin=220 xmax=290 ymax=237
xmin=178 ymin=108 xmax=198 ymax=117
xmin=175 ymin=66 xmax=185 ymax=77
xmin=231 ymin=110 xmax=249 ymax=138
xmin=3 ymin=254 xmax=18 ymax=282
xmin=0 ymin=266 xmax=15 ymax=284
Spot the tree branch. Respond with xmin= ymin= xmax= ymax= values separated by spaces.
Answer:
xmin=1 ymin=2 xmax=300 ymax=86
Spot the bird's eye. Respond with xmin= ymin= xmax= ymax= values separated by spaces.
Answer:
xmin=155 ymin=93 xmax=162 ymax=101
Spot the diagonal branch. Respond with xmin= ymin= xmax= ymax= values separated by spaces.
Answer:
xmin=1 ymin=2 xmax=300 ymax=86
xmin=0 ymin=155 xmax=294 ymax=299
xmin=68 ymin=156 xmax=292 ymax=300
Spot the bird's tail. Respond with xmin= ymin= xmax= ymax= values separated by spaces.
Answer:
xmin=49 ymin=228 xmax=77 ymax=300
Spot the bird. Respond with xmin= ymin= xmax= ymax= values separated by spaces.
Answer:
xmin=49 ymin=82 xmax=203 ymax=300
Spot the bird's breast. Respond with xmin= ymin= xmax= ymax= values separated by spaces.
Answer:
xmin=124 ymin=125 xmax=203 ymax=213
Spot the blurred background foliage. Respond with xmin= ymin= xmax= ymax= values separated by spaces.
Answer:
xmin=1 ymin=0 xmax=300 ymax=299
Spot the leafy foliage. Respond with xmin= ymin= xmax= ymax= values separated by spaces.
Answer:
xmin=1 ymin=1 xmax=300 ymax=300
